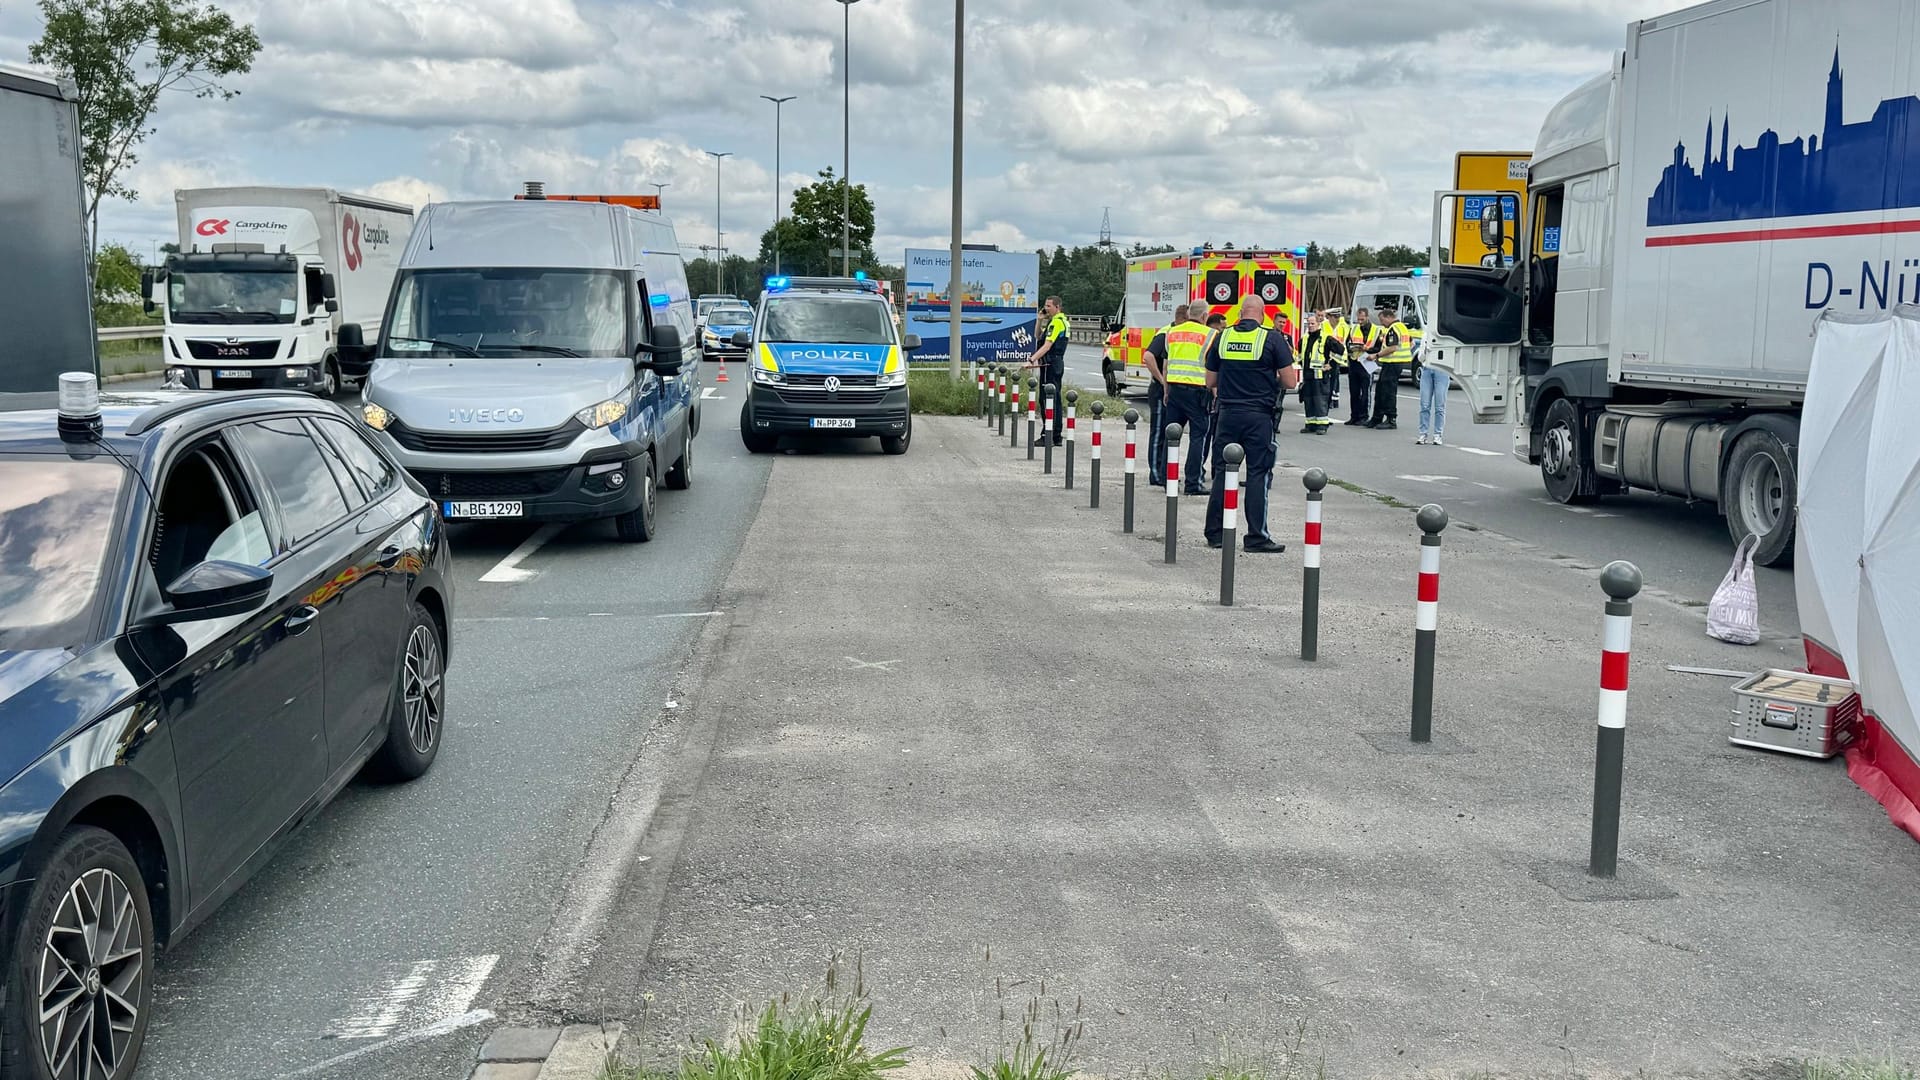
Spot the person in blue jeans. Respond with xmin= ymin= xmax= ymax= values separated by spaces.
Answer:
xmin=1416 ymin=361 xmax=1449 ymax=445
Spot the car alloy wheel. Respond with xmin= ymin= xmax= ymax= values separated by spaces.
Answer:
xmin=37 ymin=867 xmax=145 ymax=1080
xmin=402 ymin=622 xmax=444 ymax=755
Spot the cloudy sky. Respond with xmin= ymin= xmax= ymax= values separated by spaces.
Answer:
xmin=2 ymin=0 xmax=1649 ymax=263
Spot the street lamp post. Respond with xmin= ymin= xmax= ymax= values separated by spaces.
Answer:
xmin=648 ymin=181 xmax=670 ymax=206
xmin=705 ymin=150 xmax=732 ymax=295
xmin=947 ymin=0 xmax=964 ymax=381
xmin=760 ymin=94 xmax=796 ymax=275
xmin=834 ymin=0 xmax=861 ymax=277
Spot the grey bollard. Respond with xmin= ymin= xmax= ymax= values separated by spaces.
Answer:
xmin=1026 ymin=377 xmax=1038 ymax=459
xmin=1043 ymin=383 xmax=1056 ymax=473
xmin=1301 ymin=468 xmax=1327 ymax=661
xmin=1410 ymin=503 xmax=1448 ymax=743
xmin=1164 ymin=422 xmax=1185 ymax=564
xmin=1089 ymin=399 xmax=1104 ymax=509
xmin=1064 ymin=388 xmax=1078 ymax=490
xmin=1123 ymin=408 xmax=1139 ymax=533
xmin=1220 ymin=443 xmax=1244 ymax=606
xmin=1590 ymin=561 xmax=1643 ymax=879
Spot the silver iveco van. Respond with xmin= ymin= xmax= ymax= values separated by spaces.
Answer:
xmin=338 ymin=198 xmax=700 ymax=542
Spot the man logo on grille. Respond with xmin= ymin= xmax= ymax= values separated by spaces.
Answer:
xmin=824 ymin=376 xmax=841 ymax=393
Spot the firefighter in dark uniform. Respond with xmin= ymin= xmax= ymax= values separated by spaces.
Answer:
xmin=1297 ymin=310 xmax=1344 ymax=434
xmin=1204 ymin=295 xmax=1300 ymax=552
xmin=1025 ymin=295 xmax=1071 ymax=444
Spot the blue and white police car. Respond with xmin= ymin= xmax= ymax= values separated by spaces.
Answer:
xmin=735 ymin=276 xmax=919 ymax=455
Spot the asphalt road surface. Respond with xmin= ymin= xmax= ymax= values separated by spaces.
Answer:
xmin=129 ymin=378 xmax=778 ymax=1079
xmin=120 ymin=362 xmax=1802 ymax=1076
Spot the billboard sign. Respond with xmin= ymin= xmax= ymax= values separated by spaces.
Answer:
xmin=903 ymin=247 xmax=1040 ymax=365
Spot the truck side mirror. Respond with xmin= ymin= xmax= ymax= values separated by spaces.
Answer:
xmin=325 ymin=298 xmax=339 ymax=313
xmin=141 ymin=269 xmax=156 ymax=314
xmin=1480 ymin=201 xmax=1505 ymax=252
xmin=320 ymin=272 xmax=338 ymax=300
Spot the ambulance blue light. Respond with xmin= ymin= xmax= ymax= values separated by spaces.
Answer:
xmin=1292 ymin=246 xmax=1308 ymax=256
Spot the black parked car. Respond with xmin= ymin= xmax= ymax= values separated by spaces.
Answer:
xmin=0 ymin=380 xmax=453 ymax=1080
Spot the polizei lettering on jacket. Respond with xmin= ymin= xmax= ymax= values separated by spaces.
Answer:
xmin=1805 ymin=259 xmax=1920 ymax=310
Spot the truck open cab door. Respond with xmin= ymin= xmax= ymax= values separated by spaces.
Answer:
xmin=1424 ymin=190 xmax=1526 ymax=426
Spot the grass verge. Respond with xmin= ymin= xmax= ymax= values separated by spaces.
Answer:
xmin=908 ymin=368 xmax=1132 ymax=423
xmin=1804 ymin=1059 xmax=1918 ymax=1080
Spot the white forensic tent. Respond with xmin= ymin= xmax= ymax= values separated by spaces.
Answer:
xmin=1799 ymin=307 xmax=1920 ymax=838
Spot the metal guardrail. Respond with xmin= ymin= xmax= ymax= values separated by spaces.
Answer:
xmin=1065 ymin=314 xmax=1107 ymax=346
xmin=98 ymin=325 xmax=163 ymax=342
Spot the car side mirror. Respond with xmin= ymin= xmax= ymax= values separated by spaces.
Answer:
xmin=158 ymin=560 xmax=273 ymax=623
xmin=731 ymin=330 xmax=752 ymax=349
xmin=902 ymin=333 xmax=922 ymax=351
xmin=648 ymin=324 xmax=682 ymax=354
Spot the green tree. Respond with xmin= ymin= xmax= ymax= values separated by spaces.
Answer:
xmin=91 ymin=241 xmax=147 ymax=325
xmin=30 ymin=0 xmax=261 ymax=254
xmin=759 ymin=168 xmax=875 ymax=275
xmin=1337 ymin=243 xmax=1376 ymax=269
xmin=1374 ymin=244 xmax=1423 ymax=268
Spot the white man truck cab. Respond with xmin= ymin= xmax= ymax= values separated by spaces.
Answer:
xmin=737 ymin=276 xmax=919 ymax=455
xmin=151 ymin=187 xmax=412 ymax=396
xmin=344 ymin=197 xmax=700 ymax=542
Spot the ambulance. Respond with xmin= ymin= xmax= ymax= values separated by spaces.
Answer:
xmin=1103 ymin=247 xmax=1308 ymax=393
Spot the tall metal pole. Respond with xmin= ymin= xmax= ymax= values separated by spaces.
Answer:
xmin=836 ymin=0 xmax=860 ymax=276
xmin=705 ymin=150 xmax=731 ymax=295
xmin=648 ymin=181 xmax=670 ymax=205
xmin=947 ymin=0 xmax=964 ymax=380
xmin=760 ymin=95 xmax=794 ymax=274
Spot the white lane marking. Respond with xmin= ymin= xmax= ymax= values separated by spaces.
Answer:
xmin=478 ymin=524 xmax=562 ymax=583
xmin=284 ymin=1009 xmax=494 ymax=1078
xmin=324 ymin=959 xmax=436 ymax=1040
xmin=1454 ymin=446 xmax=1502 ymax=456
xmin=321 ymin=954 xmax=499 ymax=1042
xmin=656 ymin=610 xmax=725 ymax=618
xmin=1396 ymin=475 xmax=1460 ymax=484
xmin=845 ymin=656 xmax=902 ymax=672
xmin=701 ymin=387 xmax=721 ymax=399
xmin=1474 ymin=482 xmax=1500 ymax=490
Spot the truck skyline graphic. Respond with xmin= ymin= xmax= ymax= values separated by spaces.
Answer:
xmin=1647 ymin=48 xmax=1920 ymax=229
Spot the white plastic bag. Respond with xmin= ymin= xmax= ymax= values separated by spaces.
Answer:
xmin=1707 ymin=536 xmax=1762 ymax=645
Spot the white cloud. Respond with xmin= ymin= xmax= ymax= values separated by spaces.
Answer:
xmin=50 ymin=0 xmax=1654 ymax=261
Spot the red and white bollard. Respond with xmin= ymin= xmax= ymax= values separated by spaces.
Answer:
xmin=1301 ymin=468 xmax=1327 ymax=660
xmin=1042 ymin=383 xmax=1056 ymax=472
xmin=1123 ymin=408 xmax=1139 ymax=532
xmin=1089 ymin=400 xmax=1104 ymax=508
xmin=1410 ymin=504 xmax=1447 ymax=743
xmin=1164 ymin=423 xmax=1184 ymax=564
xmin=1590 ymin=560 xmax=1643 ymax=879
xmin=1219 ymin=442 xmax=1243 ymax=606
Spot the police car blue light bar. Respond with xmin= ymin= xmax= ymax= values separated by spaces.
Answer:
xmin=765 ymin=276 xmax=791 ymax=290
xmin=1410 ymin=267 xmax=1427 ymax=276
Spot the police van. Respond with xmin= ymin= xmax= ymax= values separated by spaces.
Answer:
xmin=734 ymin=276 xmax=919 ymax=455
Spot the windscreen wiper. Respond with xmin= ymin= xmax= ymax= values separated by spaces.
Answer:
xmin=499 ymin=344 xmax=583 ymax=357
xmin=388 ymin=335 xmax=483 ymax=357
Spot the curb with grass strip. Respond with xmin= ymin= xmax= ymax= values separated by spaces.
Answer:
xmin=468 ymin=1024 xmax=622 ymax=1080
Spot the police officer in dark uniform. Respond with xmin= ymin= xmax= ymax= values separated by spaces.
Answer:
xmin=1204 ymin=295 xmax=1300 ymax=552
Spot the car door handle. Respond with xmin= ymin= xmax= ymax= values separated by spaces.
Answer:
xmin=376 ymin=545 xmax=403 ymax=569
xmin=285 ymin=605 xmax=320 ymax=635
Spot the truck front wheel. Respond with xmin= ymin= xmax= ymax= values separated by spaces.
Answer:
xmin=1539 ymin=397 xmax=1598 ymax=505
xmin=1724 ymin=428 xmax=1797 ymax=567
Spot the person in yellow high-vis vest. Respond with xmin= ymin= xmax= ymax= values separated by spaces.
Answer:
xmin=1321 ymin=308 xmax=1348 ymax=412
xmin=1297 ymin=311 xmax=1345 ymax=434
xmin=1365 ymin=308 xmax=1412 ymax=429
xmin=1344 ymin=308 xmax=1382 ymax=425
xmin=1156 ymin=307 xmax=1214 ymax=495
xmin=1025 ymin=295 xmax=1071 ymax=444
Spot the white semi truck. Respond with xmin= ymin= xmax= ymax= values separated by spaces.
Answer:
xmin=1426 ymin=0 xmax=1916 ymax=566
xmin=0 ymin=64 xmax=94 ymax=394
xmin=149 ymin=187 xmax=412 ymax=395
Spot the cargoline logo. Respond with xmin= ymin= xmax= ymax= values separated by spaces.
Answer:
xmin=195 ymin=218 xmax=229 ymax=236
xmin=448 ymin=408 xmax=526 ymax=423
xmin=343 ymin=213 xmax=362 ymax=271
